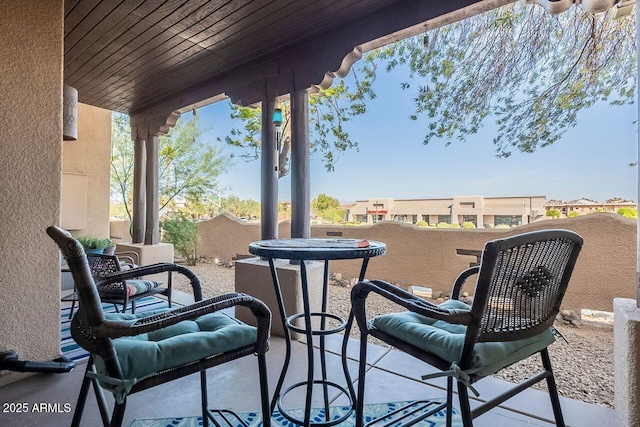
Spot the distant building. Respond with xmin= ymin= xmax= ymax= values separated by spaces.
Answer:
xmin=544 ymin=197 xmax=636 ymax=217
xmin=347 ymin=196 xmax=546 ymax=227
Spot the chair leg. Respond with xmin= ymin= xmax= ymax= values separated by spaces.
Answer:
xmin=131 ymin=300 xmax=136 ymax=314
xmin=71 ymin=363 xmax=93 ymax=427
xmin=446 ymin=376 xmax=453 ymax=427
xmin=258 ymin=354 xmax=271 ymax=427
xmin=355 ymin=332 xmax=368 ymax=427
xmin=541 ymin=349 xmax=565 ymax=427
xmin=68 ymin=299 xmax=76 ymax=320
xmin=200 ymin=370 xmax=209 ymax=427
xmin=457 ymin=382 xmax=474 ymax=427
xmin=109 ymin=399 xmax=126 ymax=427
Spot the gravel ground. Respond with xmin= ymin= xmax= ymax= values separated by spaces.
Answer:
xmin=173 ymin=262 xmax=614 ymax=409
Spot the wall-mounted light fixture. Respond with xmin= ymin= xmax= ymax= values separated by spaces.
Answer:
xmin=63 ymin=84 xmax=78 ymax=140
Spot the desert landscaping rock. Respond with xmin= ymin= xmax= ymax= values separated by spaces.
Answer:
xmin=174 ymin=263 xmax=614 ymax=409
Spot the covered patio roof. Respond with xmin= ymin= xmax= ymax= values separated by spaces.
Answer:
xmin=64 ymin=0 xmax=510 ymax=117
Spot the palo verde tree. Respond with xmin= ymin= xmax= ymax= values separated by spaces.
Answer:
xmin=224 ymin=3 xmax=635 ymax=165
xmin=110 ymin=113 xmax=231 ymax=221
xmin=364 ymin=3 xmax=635 ymax=157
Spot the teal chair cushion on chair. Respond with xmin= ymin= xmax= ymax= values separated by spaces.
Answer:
xmin=372 ymin=299 xmax=555 ymax=377
xmin=100 ymin=310 xmax=257 ymax=381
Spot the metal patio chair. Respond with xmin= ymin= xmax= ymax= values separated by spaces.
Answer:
xmin=86 ymin=252 xmax=171 ymax=314
xmin=351 ymin=229 xmax=583 ymax=427
xmin=49 ymin=226 xmax=272 ymax=427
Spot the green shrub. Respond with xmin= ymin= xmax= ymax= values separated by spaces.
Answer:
xmin=567 ymin=211 xmax=579 ymax=218
xmin=618 ymin=208 xmax=638 ymax=219
xmin=436 ymin=222 xmax=451 ymax=228
xmin=415 ymin=220 xmax=428 ymax=228
xmin=161 ymin=213 xmax=200 ymax=265
xmin=451 ymin=223 xmax=461 ymax=228
xmin=495 ymin=224 xmax=510 ymax=229
xmin=462 ymin=221 xmax=475 ymax=229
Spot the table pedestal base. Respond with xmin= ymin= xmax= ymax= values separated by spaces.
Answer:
xmin=235 ymin=258 xmax=324 ymax=338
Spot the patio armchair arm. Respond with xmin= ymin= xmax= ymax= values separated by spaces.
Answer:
xmin=94 ymin=263 xmax=202 ymax=301
xmin=351 ymin=279 xmax=472 ymax=334
xmin=97 ymin=292 xmax=271 ymax=353
xmin=116 ymin=255 xmax=137 ymax=270
xmin=115 ymin=251 xmax=140 ymax=266
xmin=450 ymin=266 xmax=480 ymax=300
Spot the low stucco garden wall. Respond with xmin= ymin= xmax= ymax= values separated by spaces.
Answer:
xmin=195 ymin=212 xmax=635 ymax=313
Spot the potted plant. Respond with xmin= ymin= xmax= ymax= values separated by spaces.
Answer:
xmin=76 ymin=235 xmax=112 ymax=254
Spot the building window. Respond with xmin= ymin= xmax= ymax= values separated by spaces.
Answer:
xmin=462 ymin=215 xmax=477 ymax=226
xmin=438 ymin=215 xmax=451 ymax=224
xmin=460 ymin=202 xmax=475 ymax=208
xmin=495 ymin=215 xmax=522 ymax=227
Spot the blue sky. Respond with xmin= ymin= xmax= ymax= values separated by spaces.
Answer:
xmin=198 ymin=63 xmax=637 ymax=204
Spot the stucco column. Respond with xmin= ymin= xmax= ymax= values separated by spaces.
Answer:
xmin=613 ymin=5 xmax=640 ymax=426
xmin=290 ymin=90 xmax=310 ymax=238
xmin=132 ymin=134 xmax=146 ymax=243
xmin=144 ymin=133 xmax=160 ymax=244
xmin=131 ymin=111 xmax=180 ymax=246
xmin=261 ymin=98 xmax=278 ymax=240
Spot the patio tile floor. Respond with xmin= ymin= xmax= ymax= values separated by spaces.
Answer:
xmin=0 ymin=294 xmax=620 ymax=426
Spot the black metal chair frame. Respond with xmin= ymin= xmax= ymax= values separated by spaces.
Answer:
xmin=87 ymin=252 xmax=172 ymax=314
xmin=62 ymin=251 xmax=145 ymax=320
xmin=351 ymin=229 xmax=583 ymax=427
xmin=49 ymin=226 xmax=272 ymax=427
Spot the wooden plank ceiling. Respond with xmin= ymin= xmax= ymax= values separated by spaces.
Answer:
xmin=64 ymin=0 xmax=403 ymax=115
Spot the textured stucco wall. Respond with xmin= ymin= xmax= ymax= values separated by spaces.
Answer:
xmin=196 ymin=213 xmax=635 ymax=313
xmin=63 ymin=104 xmax=111 ymax=238
xmin=614 ymin=298 xmax=640 ymax=427
xmin=0 ymin=1 xmax=64 ymax=384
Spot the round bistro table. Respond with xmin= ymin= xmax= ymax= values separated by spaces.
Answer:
xmin=249 ymin=238 xmax=386 ymax=426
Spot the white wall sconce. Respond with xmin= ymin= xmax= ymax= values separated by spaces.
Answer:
xmin=63 ymin=84 xmax=78 ymax=140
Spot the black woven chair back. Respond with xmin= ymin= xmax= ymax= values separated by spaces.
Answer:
xmin=87 ymin=254 xmax=126 ymax=296
xmin=469 ymin=229 xmax=582 ymax=345
xmin=47 ymin=227 xmax=119 ymax=368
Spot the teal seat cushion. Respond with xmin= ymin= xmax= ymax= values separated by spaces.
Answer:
xmin=99 ymin=310 xmax=257 ymax=381
xmin=371 ymin=299 xmax=555 ymax=377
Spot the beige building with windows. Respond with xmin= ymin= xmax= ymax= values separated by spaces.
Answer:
xmin=347 ymin=195 xmax=546 ymax=227
xmin=545 ymin=198 xmax=636 ymax=217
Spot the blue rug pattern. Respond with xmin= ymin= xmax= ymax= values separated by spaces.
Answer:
xmin=130 ymin=401 xmax=460 ymax=426
xmin=61 ymin=296 xmax=170 ymax=361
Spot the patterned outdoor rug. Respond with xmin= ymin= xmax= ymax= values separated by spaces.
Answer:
xmin=61 ymin=296 xmax=170 ymax=361
xmin=130 ymin=401 xmax=460 ymax=426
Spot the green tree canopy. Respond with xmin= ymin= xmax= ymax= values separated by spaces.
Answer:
xmin=546 ymin=209 xmax=561 ymax=218
xmin=311 ymin=194 xmax=345 ymax=223
xmin=111 ymin=113 xmax=231 ymax=220
xmin=312 ymin=194 xmax=341 ymax=212
xmin=223 ymin=195 xmax=261 ymax=219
